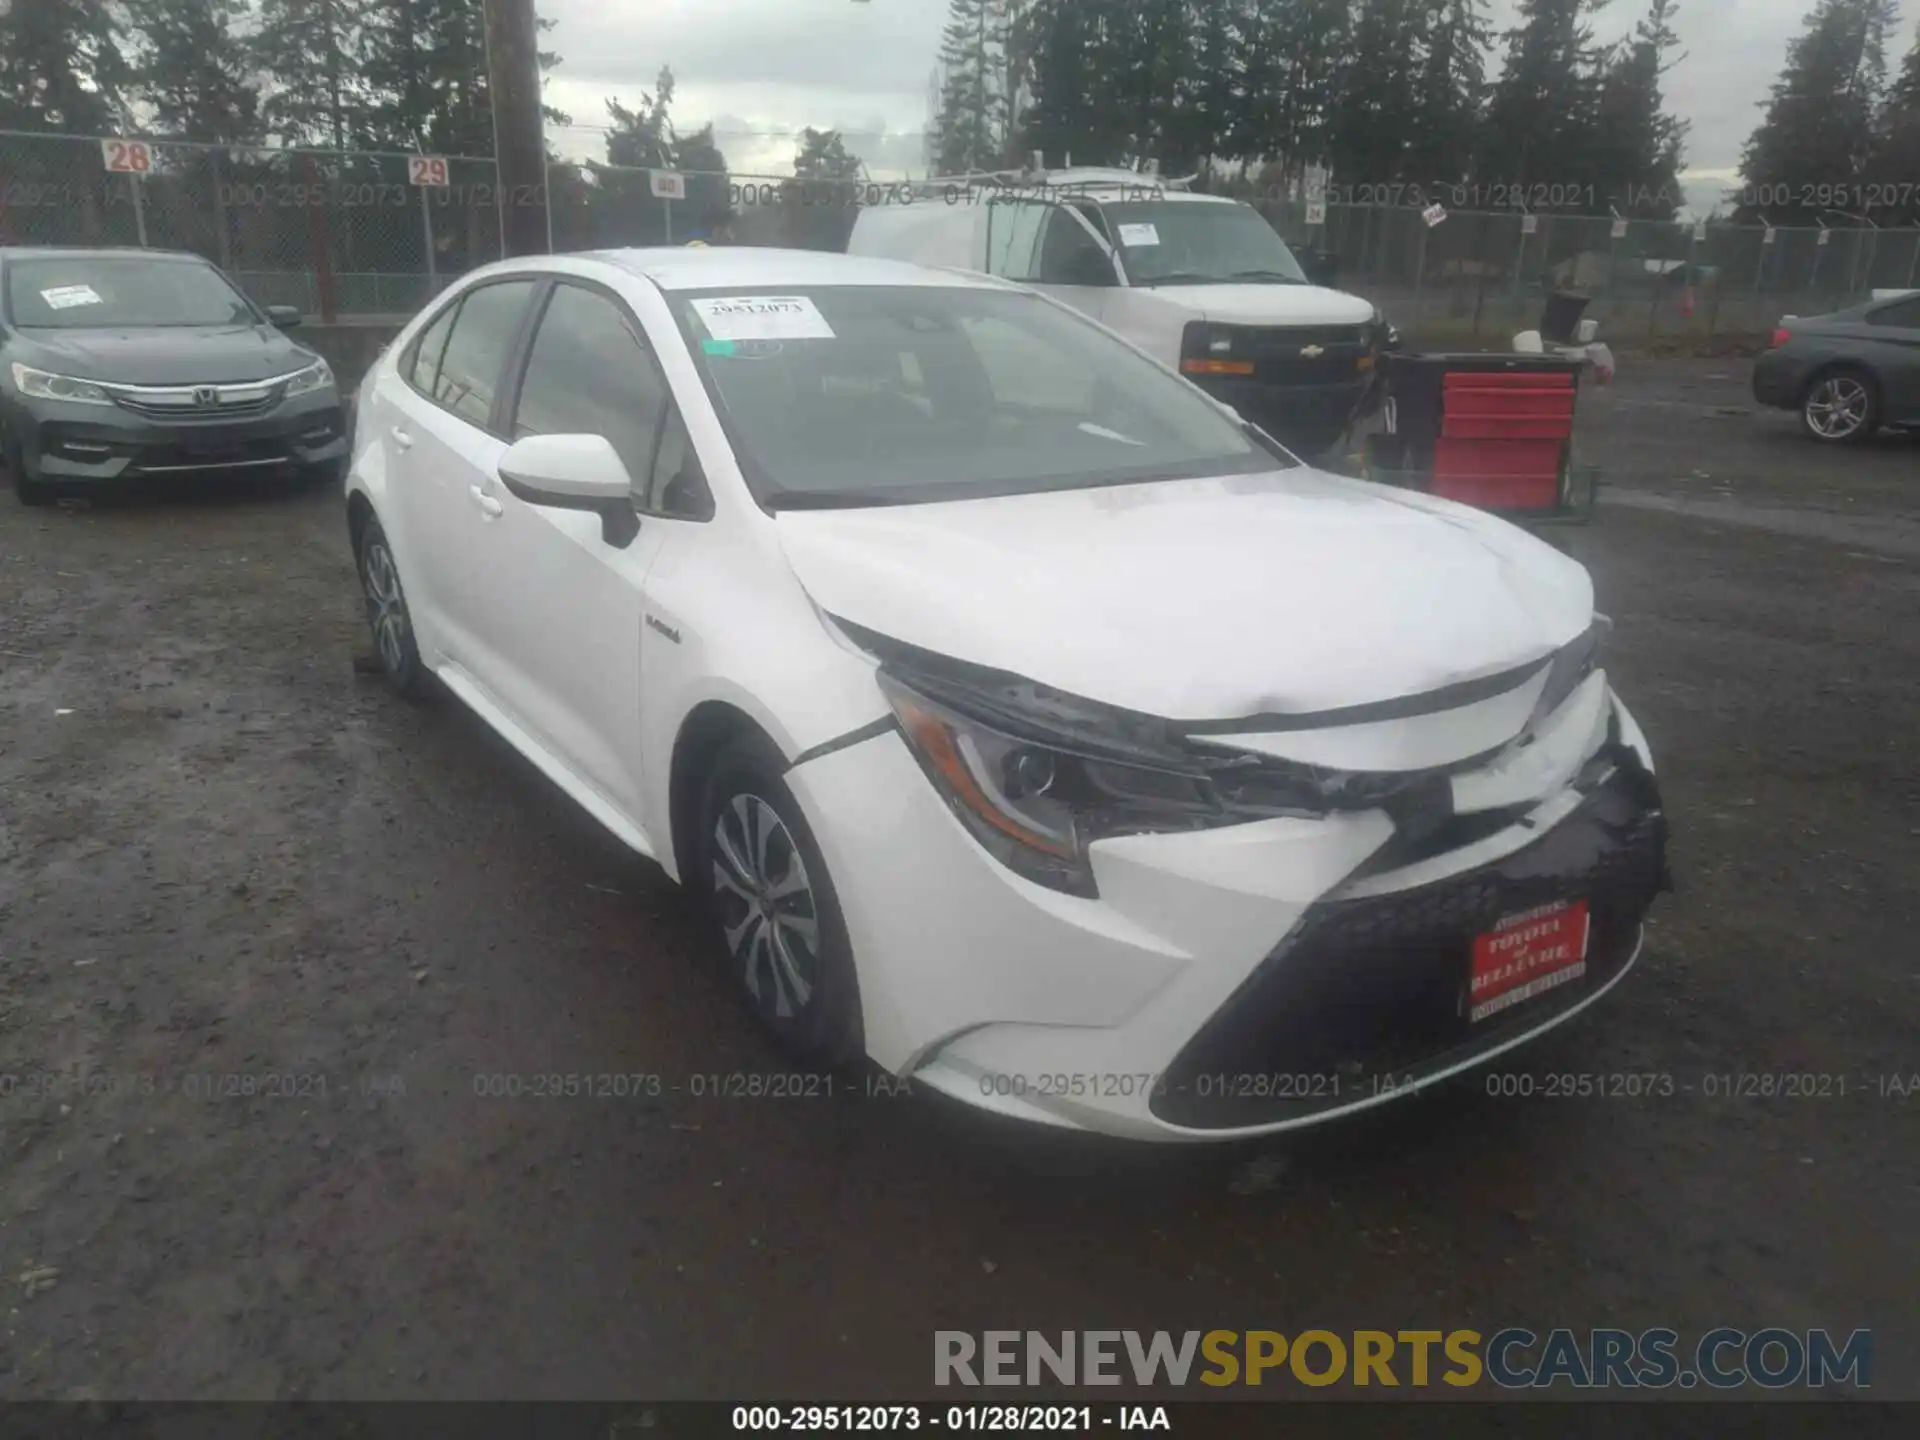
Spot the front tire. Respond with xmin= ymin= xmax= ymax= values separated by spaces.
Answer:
xmin=4 ymin=434 xmax=52 ymax=507
xmin=1801 ymin=368 xmax=1880 ymax=443
xmin=354 ymin=516 xmax=430 ymax=697
xmin=695 ymin=734 xmax=864 ymax=1068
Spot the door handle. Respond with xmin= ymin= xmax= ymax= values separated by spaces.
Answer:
xmin=390 ymin=426 xmax=413 ymax=450
xmin=469 ymin=484 xmax=503 ymax=518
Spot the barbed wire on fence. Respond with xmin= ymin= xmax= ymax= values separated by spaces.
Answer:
xmin=2 ymin=129 xmax=1914 ymax=331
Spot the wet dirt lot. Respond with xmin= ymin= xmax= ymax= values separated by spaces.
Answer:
xmin=0 ymin=360 xmax=1915 ymax=1402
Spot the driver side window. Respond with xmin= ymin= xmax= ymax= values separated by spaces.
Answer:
xmin=512 ymin=281 xmax=666 ymax=495
xmin=1038 ymin=208 xmax=1115 ymax=287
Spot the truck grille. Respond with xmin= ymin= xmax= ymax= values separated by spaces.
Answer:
xmin=1245 ymin=325 xmax=1372 ymax=386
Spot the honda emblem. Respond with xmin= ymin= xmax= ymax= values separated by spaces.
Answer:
xmin=192 ymin=385 xmax=219 ymax=407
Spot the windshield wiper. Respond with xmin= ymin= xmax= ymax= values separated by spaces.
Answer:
xmin=1139 ymin=271 xmax=1220 ymax=286
xmin=1225 ymin=269 xmax=1305 ymax=283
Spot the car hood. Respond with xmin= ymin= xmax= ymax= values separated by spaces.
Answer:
xmin=11 ymin=325 xmax=318 ymax=384
xmin=1134 ymin=283 xmax=1375 ymax=327
xmin=775 ymin=469 xmax=1595 ymax=721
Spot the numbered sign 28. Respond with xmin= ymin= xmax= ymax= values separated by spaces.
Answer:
xmin=101 ymin=138 xmax=153 ymax=174
xmin=408 ymin=155 xmax=450 ymax=188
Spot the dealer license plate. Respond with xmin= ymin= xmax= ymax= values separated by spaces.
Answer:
xmin=1467 ymin=899 xmax=1591 ymax=1023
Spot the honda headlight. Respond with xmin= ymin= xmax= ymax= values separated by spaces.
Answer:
xmin=282 ymin=359 xmax=335 ymax=398
xmin=9 ymin=363 xmax=112 ymax=405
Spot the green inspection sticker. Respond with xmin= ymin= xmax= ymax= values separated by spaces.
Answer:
xmin=701 ymin=339 xmax=738 ymax=356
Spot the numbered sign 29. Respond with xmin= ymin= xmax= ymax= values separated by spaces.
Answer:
xmin=408 ymin=155 xmax=450 ymax=188
xmin=101 ymin=138 xmax=153 ymax=174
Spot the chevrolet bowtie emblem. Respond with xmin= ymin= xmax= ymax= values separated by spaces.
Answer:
xmin=1299 ymin=344 xmax=1325 ymax=359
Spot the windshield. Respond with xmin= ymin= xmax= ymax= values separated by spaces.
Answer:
xmin=1101 ymin=202 xmax=1309 ymax=287
xmin=673 ymin=285 xmax=1289 ymax=509
xmin=4 ymin=256 xmax=260 ymax=329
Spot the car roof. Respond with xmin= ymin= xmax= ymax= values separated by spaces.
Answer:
xmin=0 ymin=246 xmax=213 ymax=264
xmin=585 ymin=246 xmax=1007 ymax=293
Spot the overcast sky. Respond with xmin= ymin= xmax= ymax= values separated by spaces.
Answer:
xmin=539 ymin=0 xmax=1920 ymax=213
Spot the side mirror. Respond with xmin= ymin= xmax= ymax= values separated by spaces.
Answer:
xmin=266 ymin=304 xmax=303 ymax=329
xmin=1300 ymin=250 xmax=1339 ymax=287
xmin=497 ymin=433 xmax=640 ymax=547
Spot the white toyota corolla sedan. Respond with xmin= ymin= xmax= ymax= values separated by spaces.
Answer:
xmin=344 ymin=247 xmax=1670 ymax=1141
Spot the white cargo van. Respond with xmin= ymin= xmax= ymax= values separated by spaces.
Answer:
xmin=847 ymin=168 xmax=1393 ymax=453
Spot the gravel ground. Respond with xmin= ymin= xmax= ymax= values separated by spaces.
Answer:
xmin=0 ymin=359 xmax=1915 ymax=1402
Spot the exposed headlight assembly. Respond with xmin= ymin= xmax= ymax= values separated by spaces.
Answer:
xmin=9 ymin=363 xmax=112 ymax=405
xmin=879 ymin=670 xmax=1222 ymax=897
xmin=282 ymin=358 xmax=335 ymax=397
xmin=1527 ymin=616 xmax=1610 ymax=732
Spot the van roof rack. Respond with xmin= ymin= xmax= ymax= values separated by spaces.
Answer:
xmin=906 ymin=165 xmax=1193 ymax=198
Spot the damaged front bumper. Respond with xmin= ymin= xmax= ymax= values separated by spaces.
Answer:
xmin=788 ymin=642 xmax=1670 ymax=1140
xmin=1151 ymin=744 xmax=1669 ymax=1129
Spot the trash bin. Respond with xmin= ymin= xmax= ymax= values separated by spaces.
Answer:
xmin=1539 ymin=290 xmax=1591 ymax=345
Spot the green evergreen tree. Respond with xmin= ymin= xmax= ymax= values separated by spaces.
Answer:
xmin=252 ymin=0 xmax=374 ymax=150
xmin=933 ymin=0 xmax=1011 ymax=174
xmin=1479 ymin=0 xmax=1610 ymax=201
xmin=1863 ymin=21 xmax=1920 ymax=224
xmin=1236 ymin=0 xmax=1350 ymax=185
xmin=1738 ymin=0 xmax=1902 ymax=225
xmin=1016 ymin=0 xmax=1116 ymax=166
xmin=0 ymin=0 xmax=128 ymax=133
xmin=1404 ymin=0 xmax=1492 ymax=191
xmin=1589 ymin=0 xmax=1687 ymax=217
xmin=783 ymin=128 xmax=864 ymax=250
xmin=126 ymin=0 xmax=260 ymax=144
xmin=1327 ymin=0 xmax=1428 ymax=189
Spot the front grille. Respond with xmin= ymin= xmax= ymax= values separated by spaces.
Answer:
xmin=1244 ymin=325 xmax=1371 ymax=388
xmin=113 ymin=392 xmax=280 ymax=420
xmin=1151 ymin=759 xmax=1668 ymax=1129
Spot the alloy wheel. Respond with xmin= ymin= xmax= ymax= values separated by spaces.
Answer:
xmin=710 ymin=793 xmax=820 ymax=1020
xmin=361 ymin=539 xmax=410 ymax=674
xmin=1805 ymin=375 xmax=1870 ymax=439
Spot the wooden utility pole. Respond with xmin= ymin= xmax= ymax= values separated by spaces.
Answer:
xmin=483 ymin=0 xmax=550 ymax=256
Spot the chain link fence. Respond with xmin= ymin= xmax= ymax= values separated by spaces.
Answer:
xmin=6 ymin=130 xmax=1916 ymax=336
xmin=1259 ymin=199 xmax=1920 ymax=340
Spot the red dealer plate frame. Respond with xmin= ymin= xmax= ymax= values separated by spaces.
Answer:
xmin=1467 ymin=899 xmax=1592 ymax=1023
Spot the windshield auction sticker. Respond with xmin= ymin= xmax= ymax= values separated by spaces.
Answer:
xmin=40 ymin=285 xmax=103 ymax=309
xmin=691 ymin=295 xmax=835 ymax=342
xmin=1116 ymin=223 xmax=1161 ymax=247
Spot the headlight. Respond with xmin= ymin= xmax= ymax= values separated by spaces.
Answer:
xmin=880 ymin=671 xmax=1245 ymax=897
xmin=282 ymin=359 xmax=335 ymax=397
xmin=9 ymin=363 xmax=112 ymax=405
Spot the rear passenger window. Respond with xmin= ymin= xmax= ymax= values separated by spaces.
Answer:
xmin=408 ymin=300 xmax=459 ymax=394
xmin=1867 ymin=297 xmax=1920 ymax=327
xmin=434 ymin=279 xmax=537 ymax=427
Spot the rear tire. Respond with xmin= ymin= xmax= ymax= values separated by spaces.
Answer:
xmin=1801 ymin=368 xmax=1880 ymax=444
xmin=353 ymin=516 xmax=431 ymax=698
xmin=694 ymin=733 xmax=864 ymax=1069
